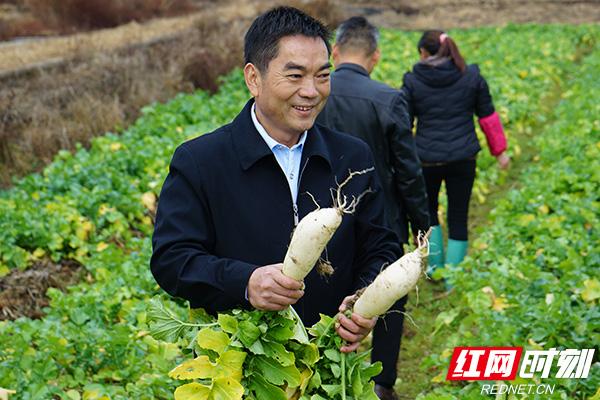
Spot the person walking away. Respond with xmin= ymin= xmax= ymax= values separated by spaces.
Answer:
xmin=317 ymin=17 xmax=430 ymax=400
xmin=402 ymin=30 xmax=509 ymax=273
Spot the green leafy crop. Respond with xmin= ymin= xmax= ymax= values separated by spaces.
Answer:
xmin=147 ymin=298 xmax=383 ymax=400
xmin=0 ymin=24 xmax=598 ymax=399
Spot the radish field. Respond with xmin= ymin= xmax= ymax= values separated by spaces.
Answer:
xmin=0 ymin=24 xmax=598 ymax=399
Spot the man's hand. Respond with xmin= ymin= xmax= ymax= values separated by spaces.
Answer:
xmin=335 ymin=295 xmax=378 ymax=353
xmin=247 ymin=263 xmax=304 ymax=311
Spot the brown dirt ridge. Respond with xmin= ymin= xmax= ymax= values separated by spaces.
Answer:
xmin=344 ymin=0 xmax=600 ymax=30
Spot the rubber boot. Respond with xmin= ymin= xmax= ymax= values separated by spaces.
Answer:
xmin=427 ymin=225 xmax=445 ymax=274
xmin=445 ymin=239 xmax=468 ymax=266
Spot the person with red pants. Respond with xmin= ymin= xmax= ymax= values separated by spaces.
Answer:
xmin=402 ymin=30 xmax=509 ymax=273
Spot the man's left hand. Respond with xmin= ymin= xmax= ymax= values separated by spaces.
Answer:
xmin=335 ymin=295 xmax=378 ymax=353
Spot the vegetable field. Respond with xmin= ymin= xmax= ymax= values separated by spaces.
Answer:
xmin=0 ymin=24 xmax=598 ymax=399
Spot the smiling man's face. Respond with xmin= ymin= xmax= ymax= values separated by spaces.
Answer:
xmin=246 ymin=35 xmax=331 ymax=146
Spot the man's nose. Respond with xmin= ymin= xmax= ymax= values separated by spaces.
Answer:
xmin=298 ymin=78 xmax=319 ymax=98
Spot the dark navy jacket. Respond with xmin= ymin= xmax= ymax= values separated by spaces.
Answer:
xmin=402 ymin=60 xmax=495 ymax=163
xmin=317 ymin=63 xmax=429 ymax=243
xmin=151 ymin=99 xmax=401 ymax=326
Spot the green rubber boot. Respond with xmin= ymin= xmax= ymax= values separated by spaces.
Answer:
xmin=446 ymin=239 xmax=468 ymax=266
xmin=427 ymin=225 xmax=445 ymax=274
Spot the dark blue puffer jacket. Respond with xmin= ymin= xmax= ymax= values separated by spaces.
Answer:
xmin=402 ymin=59 xmax=495 ymax=163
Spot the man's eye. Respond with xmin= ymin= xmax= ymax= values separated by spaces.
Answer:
xmin=318 ymin=73 xmax=330 ymax=80
xmin=288 ymin=74 xmax=302 ymax=79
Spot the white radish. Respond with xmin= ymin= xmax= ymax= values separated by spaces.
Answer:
xmin=281 ymin=168 xmax=374 ymax=281
xmin=353 ymin=232 xmax=430 ymax=318
xmin=282 ymin=208 xmax=342 ymax=280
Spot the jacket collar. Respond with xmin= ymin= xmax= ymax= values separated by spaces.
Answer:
xmin=335 ymin=63 xmax=370 ymax=78
xmin=412 ymin=58 xmax=462 ymax=87
xmin=232 ymin=99 xmax=332 ymax=171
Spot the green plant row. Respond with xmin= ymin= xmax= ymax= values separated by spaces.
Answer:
xmin=0 ymin=73 xmax=248 ymax=274
xmin=0 ymin=24 xmax=596 ymax=399
xmin=418 ymin=36 xmax=600 ymax=399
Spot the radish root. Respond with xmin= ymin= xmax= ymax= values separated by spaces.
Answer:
xmin=330 ymin=167 xmax=374 ymax=214
xmin=316 ymin=258 xmax=334 ymax=277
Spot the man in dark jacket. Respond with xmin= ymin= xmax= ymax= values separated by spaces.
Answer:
xmin=151 ymin=7 xmax=401 ymax=354
xmin=316 ymin=17 xmax=429 ymax=400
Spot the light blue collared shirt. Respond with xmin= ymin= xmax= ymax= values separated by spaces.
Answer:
xmin=251 ymin=104 xmax=306 ymax=204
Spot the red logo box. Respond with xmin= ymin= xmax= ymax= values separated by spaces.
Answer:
xmin=447 ymin=347 xmax=523 ymax=381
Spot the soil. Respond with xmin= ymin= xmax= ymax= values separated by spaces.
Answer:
xmin=342 ymin=0 xmax=600 ymax=30
xmin=0 ymin=259 xmax=83 ymax=320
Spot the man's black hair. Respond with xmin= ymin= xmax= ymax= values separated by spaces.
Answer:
xmin=335 ymin=16 xmax=379 ymax=56
xmin=244 ymin=6 xmax=331 ymax=72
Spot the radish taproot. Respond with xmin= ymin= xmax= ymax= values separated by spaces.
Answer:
xmin=282 ymin=168 xmax=374 ymax=281
xmin=353 ymin=230 xmax=430 ymax=318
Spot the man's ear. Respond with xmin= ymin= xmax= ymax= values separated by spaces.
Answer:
xmin=332 ymin=44 xmax=340 ymax=67
xmin=372 ymin=48 xmax=381 ymax=66
xmin=244 ymin=63 xmax=261 ymax=97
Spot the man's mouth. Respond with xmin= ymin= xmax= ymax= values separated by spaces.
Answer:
xmin=293 ymin=105 xmax=315 ymax=112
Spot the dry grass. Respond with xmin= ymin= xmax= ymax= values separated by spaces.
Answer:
xmin=287 ymin=0 xmax=345 ymax=29
xmin=0 ymin=43 xmax=184 ymax=178
xmin=181 ymin=16 xmax=247 ymax=93
xmin=0 ymin=16 xmax=43 ymax=40
xmin=0 ymin=22 xmax=245 ymax=185
xmin=0 ymin=13 xmax=210 ymax=71
xmin=28 ymin=0 xmax=196 ymax=31
xmin=0 ymin=0 xmax=343 ymax=187
xmin=0 ymin=0 xmax=198 ymax=39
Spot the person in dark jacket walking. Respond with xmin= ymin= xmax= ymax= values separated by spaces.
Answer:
xmin=402 ymin=30 xmax=509 ymax=272
xmin=317 ymin=17 xmax=429 ymax=400
xmin=151 ymin=7 xmax=402 ymax=354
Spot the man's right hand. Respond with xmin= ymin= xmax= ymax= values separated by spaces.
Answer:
xmin=247 ymin=263 xmax=304 ymax=311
